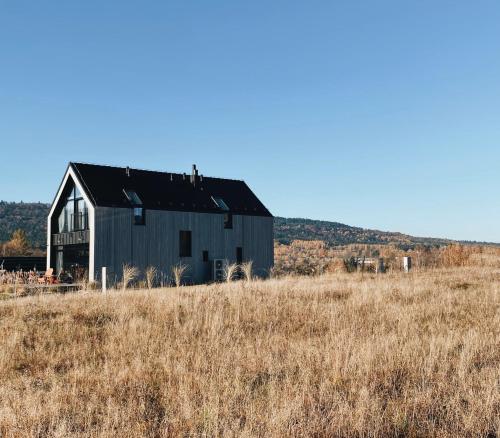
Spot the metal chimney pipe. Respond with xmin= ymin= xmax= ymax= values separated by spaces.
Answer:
xmin=191 ymin=164 xmax=198 ymax=186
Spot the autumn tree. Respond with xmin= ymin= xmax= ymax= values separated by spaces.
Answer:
xmin=2 ymin=229 xmax=31 ymax=256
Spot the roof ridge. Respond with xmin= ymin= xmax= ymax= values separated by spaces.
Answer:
xmin=71 ymin=162 xmax=244 ymax=183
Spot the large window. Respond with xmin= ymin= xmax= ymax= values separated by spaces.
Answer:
xmin=57 ymin=184 xmax=88 ymax=233
xmin=179 ymin=230 xmax=192 ymax=257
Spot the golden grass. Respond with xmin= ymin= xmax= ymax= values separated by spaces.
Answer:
xmin=0 ymin=267 xmax=499 ymax=437
xmin=121 ymin=264 xmax=139 ymax=291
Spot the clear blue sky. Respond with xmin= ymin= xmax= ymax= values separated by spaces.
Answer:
xmin=1 ymin=1 xmax=499 ymax=242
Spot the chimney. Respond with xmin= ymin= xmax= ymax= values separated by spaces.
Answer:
xmin=190 ymin=164 xmax=199 ymax=187
xmin=126 ymin=166 xmax=130 ymax=177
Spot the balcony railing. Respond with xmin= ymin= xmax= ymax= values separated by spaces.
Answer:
xmin=52 ymin=230 xmax=90 ymax=246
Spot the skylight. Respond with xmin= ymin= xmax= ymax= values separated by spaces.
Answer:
xmin=123 ymin=189 xmax=143 ymax=206
xmin=211 ymin=196 xmax=229 ymax=211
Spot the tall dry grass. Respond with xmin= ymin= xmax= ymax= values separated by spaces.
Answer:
xmin=145 ymin=266 xmax=157 ymax=290
xmin=121 ymin=263 xmax=139 ymax=291
xmin=171 ymin=262 xmax=188 ymax=287
xmin=224 ymin=262 xmax=239 ymax=282
xmin=241 ymin=261 xmax=253 ymax=281
xmin=0 ymin=267 xmax=499 ymax=437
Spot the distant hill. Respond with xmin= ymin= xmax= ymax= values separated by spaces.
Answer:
xmin=0 ymin=201 xmax=495 ymax=250
xmin=274 ymin=217 xmax=453 ymax=249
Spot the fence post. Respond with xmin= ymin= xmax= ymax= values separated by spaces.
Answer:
xmin=102 ymin=267 xmax=107 ymax=293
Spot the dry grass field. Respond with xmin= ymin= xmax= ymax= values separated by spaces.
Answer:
xmin=0 ymin=267 xmax=499 ymax=437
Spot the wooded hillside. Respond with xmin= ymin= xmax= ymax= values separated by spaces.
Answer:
xmin=0 ymin=202 xmax=49 ymax=248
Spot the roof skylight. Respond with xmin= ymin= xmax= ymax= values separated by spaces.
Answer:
xmin=123 ymin=189 xmax=143 ymax=206
xmin=211 ymin=196 xmax=229 ymax=211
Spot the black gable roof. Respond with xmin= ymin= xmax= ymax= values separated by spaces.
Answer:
xmin=71 ymin=162 xmax=272 ymax=217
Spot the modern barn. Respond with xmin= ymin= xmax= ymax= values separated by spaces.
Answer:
xmin=47 ymin=163 xmax=273 ymax=284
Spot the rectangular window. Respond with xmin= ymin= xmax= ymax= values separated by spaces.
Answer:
xmin=202 ymin=250 xmax=209 ymax=262
xmin=224 ymin=213 xmax=233 ymax=229
xmin=66 ymin=200 xmax=74 ymax=232
xmin=134 ymin=207 xmax=145 ymax=225
xmin=58 ymin=208 xmax=67 ymax=233
xmin=236 ymin=247 xmax=243 ymax=264
xmin=75 ymin=198 xmax=88 ymax=230
xmin=179 ymin=230 xmax=192 ymax=257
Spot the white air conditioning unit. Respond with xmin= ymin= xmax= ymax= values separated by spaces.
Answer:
xmin=212 ymin=259 xmax=227 ymax=282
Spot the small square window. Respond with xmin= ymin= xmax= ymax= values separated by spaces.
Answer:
xmin=134 ymin=207 xmax=145 ymax=225
xmin=202 ymin=250 xmax=209 ymax=262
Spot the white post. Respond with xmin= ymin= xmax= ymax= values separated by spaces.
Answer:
xmin=403 ymin=257 xmax=412 ymax=273
xmin=102 ymin=267 xmax=107 ymax=293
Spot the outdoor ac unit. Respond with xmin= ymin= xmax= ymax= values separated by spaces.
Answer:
xmin=212 ymin=259 xmax=226 ymax=282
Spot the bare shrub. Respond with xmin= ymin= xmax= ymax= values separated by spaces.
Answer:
xmin=240 ymin=261 xmax=253 ymax=281
xmin=145 ymin=266 xmax=157 ymax=290
xmin=326 ymin=258 xmax=347 ymax=273
xmin=171 ymin=263 xmax=188 ymax=287
xmin=121 ymin=264 xmax=139 ymax=291
xmin=440 ymin=244 xmax=472 ymax=267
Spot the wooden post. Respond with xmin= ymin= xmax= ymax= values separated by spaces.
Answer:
xmin=102 ymin=267 xmax=107 ymax=293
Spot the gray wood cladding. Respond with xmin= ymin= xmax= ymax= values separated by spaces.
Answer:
xmin=93 ymin=207 xmax=273 ymax=284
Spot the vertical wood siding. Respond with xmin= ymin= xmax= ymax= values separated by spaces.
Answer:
xmin=93 ymin=207 xmax=273 ymax=284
